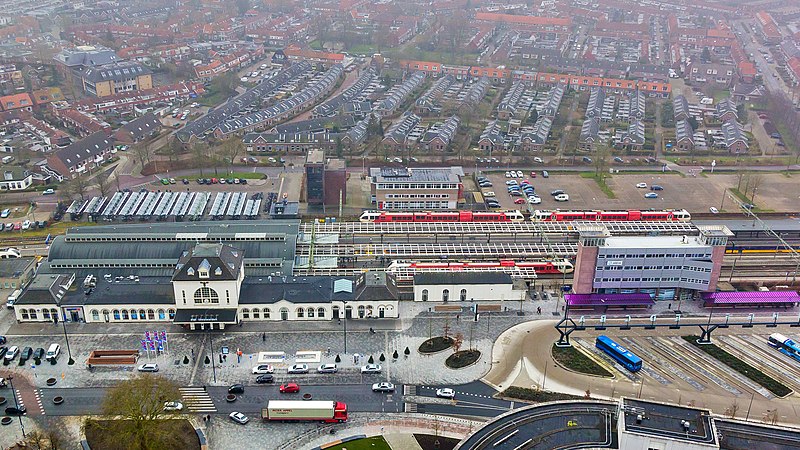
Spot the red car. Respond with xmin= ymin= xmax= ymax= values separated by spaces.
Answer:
xmin=279 ymin=383 xmax=300 ymax=393
xmin=530 ymin=172 xmax=537 ymax=178
xmin=514 ymin=198 xmax=526 ymax=204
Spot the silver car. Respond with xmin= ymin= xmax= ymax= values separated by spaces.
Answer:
xmin=287 ymin=364 xmax=309 ymax=374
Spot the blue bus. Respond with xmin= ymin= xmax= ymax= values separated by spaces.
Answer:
xmin=768 ymin=333 xmax=800 ymax=363
xmin=595 ymin=335 xmax=642 ymax=372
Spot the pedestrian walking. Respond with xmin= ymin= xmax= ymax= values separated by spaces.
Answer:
xmin=537 ymin=306 xmax=541 ymax=315
xmin=668 ymin=303 xmax=672 ymax=310
xmin=262 ymin=332 xmax=266 ymax=342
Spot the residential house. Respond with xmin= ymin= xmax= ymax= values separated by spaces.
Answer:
xmin=615 ymin=121 xmax=645 ymax=150
xmin=0 ymin=167 xmax=32 ymax=191
xmin=381 ymin=113 xmax=420 ymax=153
xmin=579 ymin=118 xmax=600 ymax=151
xmin=675 ymin=119 xmax=695 ymax=152
xmin=721 ymin=120 xmax=749 ymax=154
xmin=421 ymin=116 xmax=459 ymax=152
xmin=673 ymin=95 xmax=690 ymax=121
xmin=114 ymin=112 xmax=162 ymax=143
xmin=519 ymin=116 xmax=553 ymax=152
xmin=45 ymin=132 xmax=114 ymax=180
xmin=479 ymin=120 xmax=503 ymax=154
xmin=714 ymin=98 xmax=738 ymax=123
xmin=0 ymin=93 xmax=33 ymax=112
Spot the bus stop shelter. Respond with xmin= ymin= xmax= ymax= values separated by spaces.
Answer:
xmin=565 ymin=293 xmax=655 ymax=312
xmin=701 ymin=291 xmax=800 ymax=309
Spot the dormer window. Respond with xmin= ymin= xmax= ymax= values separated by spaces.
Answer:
xmin=187 ymin=267 xmax=195 ymax=276
xmin=214 ymin=267 xmax=222 ymax=276
xmin=198 ymin=259 xmax=211 ymax=279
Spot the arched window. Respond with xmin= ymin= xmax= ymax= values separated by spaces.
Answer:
xmin=252 ymin=309 xmax=260 ymax=319
xmin=147 ymin=309 xmax=155 ymax=320
xmin=168 ymin=309 xmax=175 ymax=319
xmin=307 ymin=308 xmax=315 ymax=318
xmin=296 ymin=308 xmax=305 ymax=318
xmin=158 ymin=309 xmax=165 ymax=320
xmin=30 ymin=310 xmax=37 ymax=320
xmin=460 ymin=289 xmax=467 ymax=302
xmin=263 ymin=308 xmax=271 ymax=319
xmin=43 ymin=309 xmax=51 ymax=320
xmin=358 ymin=305 xmax=366 ymax=318
xmin=280 ymin=308 xmax=289 ymax=321
xmin=193 ymin=287 xmax=219 ymax=304
xmin=21 ymin=309 xmax=28 ymax=320
xmin=422 ymin=289 xmax=428 ymax=301
xmin=91 ymin=310 xmax=100 ymax=321
xmin=50 ymin=309 xmax=58 ymax=320
xmin=131 ymin=310 xmax=138 ymax=320
xmin=242 ymin=308 xmax=250 ymax=319
xmin=113 ymin=309 xmax=120 ymax=320
xmin=122 ymin=310 xmax=129 ymax=320
xmin=442 ymin=289 xmax=449 ymax=302
xmin=317 ymin=307 xmax=325 ymax=318
xmin=139 ymin=309 xmax=146 ymax=320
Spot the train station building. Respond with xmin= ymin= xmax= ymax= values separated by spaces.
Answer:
xmin=571 ymin=224 xmax=733 ymax=302
xmin=11 ymin=221 xmax=399 ymax=328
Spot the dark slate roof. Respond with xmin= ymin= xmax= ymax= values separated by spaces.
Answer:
xmin=120 ymin=112 xmax=161 ymax=140
xmin=414 ymin=272 xmax=512 ymax=285
xmin=52 ymin=132 xmax=112 ymax=167
xmin=15 ymin=273 xmax=72 ymax=306
xmin=74 ymin=280 xmax=175 ymax=306
xmin=0 ymin=257 xmax=35 ymax=278
xmin=354 ymin=271 xmax=399 ymax=301
xmin=80 ymin=61 xmax=152 ymax=83
xmin=54 ymin=46 xmax=119 ymax=67
xmin=173 ymin=243 xmax=243 ymax=281
xmin=271 ymin=115 xmax=356 ymax=134
xmin=238 ymin=277 xmax=355 ymax=304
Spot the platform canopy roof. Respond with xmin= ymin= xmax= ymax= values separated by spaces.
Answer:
xmin=565 ymin=293 xmax=655 ymax=307
xmin=701 ymin=291 xmax=800 ymax=305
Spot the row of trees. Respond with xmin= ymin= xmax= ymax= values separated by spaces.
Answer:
xmin=764 ymin=90 xmax=800 ymax=162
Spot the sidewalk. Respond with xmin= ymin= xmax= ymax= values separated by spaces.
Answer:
xmin=384 ymin=433 xmax=423 ymax=450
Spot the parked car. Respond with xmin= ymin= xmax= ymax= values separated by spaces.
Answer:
xmin=645 ymin=192 xmax=659 ymax=199
xmin=4 ymin=345 xmax=18 ymax=362
xmin=228 ymin=384 xmax=245 ymax=394
xmin=514 ymin=198 xmax=526 ymax=204
xmin=554 ymin=193 xmax=570 ymax=202
xmin=229 ymin=411 xmax=249 ymax=425
xmin=279 ymin=383 xmax=300 ymax=393
xmin=613 ymin=157 xmax=624 ymax=163
xmin=709 ymin=207 xmax=719 ymax=214
xmin=550 ymin=189 xmax=565 ymax=196
xmin=528 ymin=195 xmax=541 ymax=204
xmin=541 ymin=170 xmax=549 ymax=178
xmin=42 ymin=189 xmax=55 ymax=195
xmin=372 ymin=382 xmax=395 ymax=393
xmin=137 ymin=363 xmax=159 ymax=372
xmin=252 ymin=364 xmax=274 ymax=374
xmin=361 ymin=364 xmax=382 ymax=374
xmin=19 ymin=347 xmax=32 ymax=362
xmin=650 ymin=185 xmax=663 ymax=191
xmin=32 ymin=347 xmax=44 ymax=360
xmin=582 ymin=156 xmax=593 ymax=163
xmin=436 ymin=388 xmax=456 ymax=399
xmin=636 ymin=182 xmax=648 ymax=188
xmin=317 ymin=364 xmax=338 ymax=373
xmin=533 ymin=157 xmax=543 ymax=164
xmin=484 ymin=191 xmax=496 ymax=197
xmin=256 ymin=374 xmax=274 ymax=384
xmin=287 ymin=364 xmax=309 ymax=374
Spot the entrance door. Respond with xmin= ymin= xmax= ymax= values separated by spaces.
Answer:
xmin=70 ymin=310 xmax=80 ymax=322
xmin=280 ymin=308 xmax=289 ymax=321
xmin=103 ymin=310 xmax=110 ymax=322
xmin=345 ymin=306 xmax=352 ymax=319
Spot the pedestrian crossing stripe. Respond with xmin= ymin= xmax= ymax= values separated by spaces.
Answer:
xmin=179 ymin=387 xmax=217 ymax=413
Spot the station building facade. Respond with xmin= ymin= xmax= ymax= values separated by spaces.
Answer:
xmin=572 ymin=224 xmax=732 ymax=301
xmin=12 ymin=221 xmax=398 ymax=329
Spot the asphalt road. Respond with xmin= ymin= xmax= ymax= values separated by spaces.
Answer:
xmin=40 ymin=381 xmax=405 ymax=417
xmin=414 ymin=381 xmax=514 ymax=418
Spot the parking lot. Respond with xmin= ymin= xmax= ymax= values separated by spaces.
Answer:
xmin=468 ymin=170 xmax=800 ymax=214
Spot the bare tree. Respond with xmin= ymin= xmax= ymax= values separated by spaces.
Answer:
xmin=95 ymin=170 xmax=112 ymax=198
xmin=85 ymin=374 xmax=181 ymax=450
xmin=191 ymin=141 xmax=210 ymax=176
xmin=452 ymin=332 xmax=464 ymax=353
xmin=64 ymin=176 xmax=89 ymax=201
xmin=218 ymin=137 xmax=244 ymax=175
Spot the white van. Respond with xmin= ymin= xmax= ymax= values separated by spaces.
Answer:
xmin=46 ymin=344 xmax=60 ymax=362
xmin=6 ymin=289 xmax=20 ymax=308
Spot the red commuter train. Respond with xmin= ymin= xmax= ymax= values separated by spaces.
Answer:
xmin=360 ymin=209 xmax=691 ymax=223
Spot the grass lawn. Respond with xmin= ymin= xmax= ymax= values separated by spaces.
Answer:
xmin=579 ymin=173 xmax=616 ymax=199
xmin=682 ymin=336 xmax=791 ymax=397
xmin=323 ymin=436 xmax=391 ymax=450
xmin=552 ymin=344 xmax=613 ymax=377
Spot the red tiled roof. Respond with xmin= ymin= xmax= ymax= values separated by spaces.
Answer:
xmin=0 ymin=93 xmax=32 ymax=111
xmin=474 ymin=12 xmax=570 ymax=27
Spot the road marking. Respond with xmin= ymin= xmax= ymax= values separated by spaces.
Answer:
xmin=180 ymin=387 xmax=217 ymax=413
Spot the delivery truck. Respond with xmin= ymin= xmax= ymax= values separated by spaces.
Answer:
xmin=261 ymin=400 xmax=348 ymax=423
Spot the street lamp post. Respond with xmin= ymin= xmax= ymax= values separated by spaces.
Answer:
xmin=342 ymin=301 xmax=348 ymax=354
xmin=208 ymin=329 xmax=217 ymax=384
xmin=7 ymin=376 xmax=25 ymax=437
xmin=55 ymin=301 xmax=74 ymax=365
